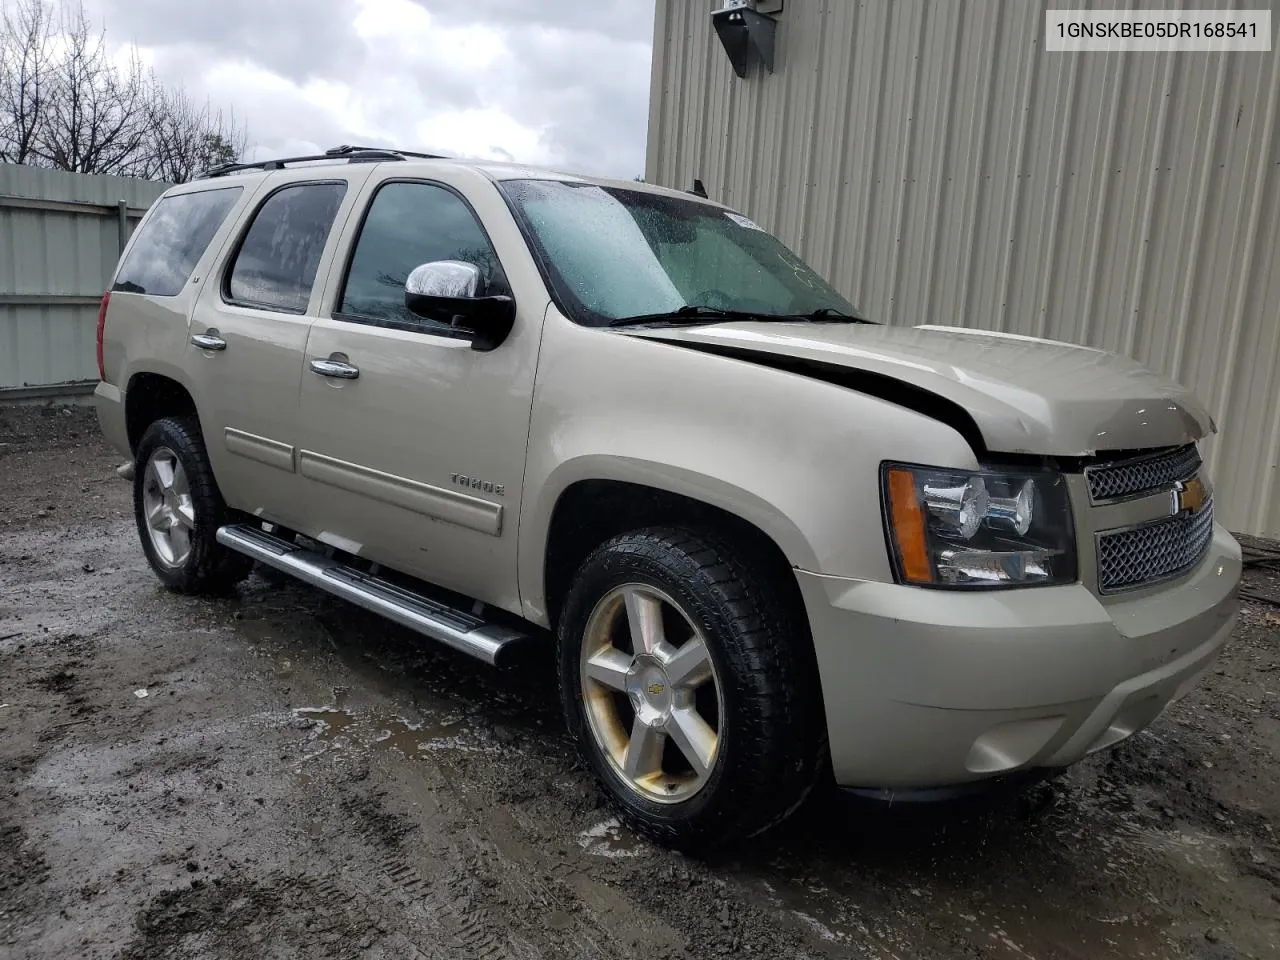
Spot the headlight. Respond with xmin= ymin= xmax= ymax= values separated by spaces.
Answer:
xmin=880 ymin=462 xmax=1076 ymax=588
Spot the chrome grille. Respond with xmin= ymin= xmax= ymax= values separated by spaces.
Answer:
xmin=1084 ymin=444 xmax=1201 ymax=503
xmin=1096 ymin=496 xmax=1214 ymax=593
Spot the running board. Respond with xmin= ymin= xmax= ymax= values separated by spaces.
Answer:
xmin=215 ymin=523 xmax=529 ymax=667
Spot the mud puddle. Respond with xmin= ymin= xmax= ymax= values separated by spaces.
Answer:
xmin=292 ymin=705 xmax=490 ymax=759
xmin=576 ymin=817 xmax=650 ymax=859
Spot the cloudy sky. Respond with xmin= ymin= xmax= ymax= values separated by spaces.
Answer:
xmin=78 ymin=0 xmax=655 ymax=178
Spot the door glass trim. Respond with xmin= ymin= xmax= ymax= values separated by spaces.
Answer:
xmin=328 ymin=310 xmax=474 ymax=341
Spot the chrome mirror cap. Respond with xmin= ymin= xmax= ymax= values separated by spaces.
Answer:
xmin=405 ymin=260 xmax=482 ymax=300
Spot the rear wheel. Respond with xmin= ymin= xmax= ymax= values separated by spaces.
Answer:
xmin=558 ymin=527 xmax=824 ymax=849
xmin=133 ymin=416 xmax=252 ymax=594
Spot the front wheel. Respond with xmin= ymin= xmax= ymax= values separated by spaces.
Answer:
xmin=133 ymin=416 xmax=252 ymax=594
xmin=558 ymin=527 xmax=825 ymax=849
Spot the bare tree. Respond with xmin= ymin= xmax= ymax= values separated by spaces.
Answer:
xmin=0 ymin=0 xmax=52 ymax=164
xmin=0 ymin=0 xmax=247 ymax=181
xmin=31 ymin=0 xmax=150 ymax=174
xmin=137 ymin=83 xmax=245 ymax=183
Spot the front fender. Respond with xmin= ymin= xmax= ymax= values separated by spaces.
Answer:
xmin=519 ymin=453 xmax=821 ymax=624
xmin=516 ymin=311 xmax=979 ymax=623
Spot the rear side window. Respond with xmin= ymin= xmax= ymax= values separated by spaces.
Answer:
xmin=113 ymin=187 xmax=242 ymax=297
xmin=227 ymin=181 xmax=347 ymax=313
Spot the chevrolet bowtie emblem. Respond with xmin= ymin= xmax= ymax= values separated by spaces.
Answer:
xmin=647 ymin=682 xmax=665 ymax=697
xmin=1172 ymin=476 xmax=1209 ymax=515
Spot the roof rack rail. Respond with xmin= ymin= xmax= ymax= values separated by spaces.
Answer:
xmin=195 ymin=144 xmax=449 ymax=180
xmin=325 ymin=144 xmax=448 ymax=161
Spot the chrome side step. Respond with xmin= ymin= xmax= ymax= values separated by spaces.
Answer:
xmin=215 ymin=523 xmax=529 ymax=667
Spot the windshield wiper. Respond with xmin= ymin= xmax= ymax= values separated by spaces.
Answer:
xmin=607 ymin=306 xmax=761 ymax=328
xmin=776 ymin=308 xmax=874 ymax=324
xmin=607 ymin=305 xmax=875 ymax=328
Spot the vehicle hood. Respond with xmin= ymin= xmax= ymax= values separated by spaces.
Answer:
xmin=623 ymin=322 xmax=1213 ymax=456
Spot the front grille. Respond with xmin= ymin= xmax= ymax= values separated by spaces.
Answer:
xmin=1096 ymin=496 xmax=1215 ymax=593
xmin=1084 ymin=444 xmax=1201 ymax=503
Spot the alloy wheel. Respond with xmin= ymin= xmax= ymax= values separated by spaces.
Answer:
xmin=141 ymin=446 xmax=195 ymax=568
xmin=580 ymin=584 xmax=724 ymax=804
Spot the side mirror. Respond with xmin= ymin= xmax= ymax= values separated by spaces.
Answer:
xmin=404 ymin=260 xmax=516 ymax=352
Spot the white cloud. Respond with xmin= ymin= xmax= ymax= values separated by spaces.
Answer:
xmin=72 ymin=0 xmax=654 ymax=177
xmin=417 ymin=107 xmax=553 ymax=165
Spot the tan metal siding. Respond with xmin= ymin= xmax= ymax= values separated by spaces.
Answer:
xmin=0 ymin=165 xmax=168 ymax=390
xmin=648 ymin=0 xmax=1280 ymax=536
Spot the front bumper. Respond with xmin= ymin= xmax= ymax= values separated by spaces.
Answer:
xmin=798 ymin=525 xmax=1241 ymax=791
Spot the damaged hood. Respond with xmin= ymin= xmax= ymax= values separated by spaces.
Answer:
xmin=624 ymin=322 xmax=1213 ymax=456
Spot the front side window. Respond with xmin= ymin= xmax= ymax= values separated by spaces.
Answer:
xmin=338 ymin=181 xmax=506 ymax=333
xmin=114 ymin=187 xmax=242 ymax=297
xmin=227 ymin=181 xmax=347 ymax=313
xmin=500 ymin=179 xmax=864 ymax=327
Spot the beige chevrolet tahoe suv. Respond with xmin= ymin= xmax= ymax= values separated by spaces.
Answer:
xmin=95 ymin=145 xmax=1241 ymax=848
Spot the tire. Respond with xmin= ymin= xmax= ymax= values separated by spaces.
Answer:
xmin=133 ymin=416 xmax=252 ymax=595
xmin=558 ymin=526 xmax=825 ymax=850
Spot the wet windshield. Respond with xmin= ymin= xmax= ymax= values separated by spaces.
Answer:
xmin=500 ymin=179 xmax=865 ymax=327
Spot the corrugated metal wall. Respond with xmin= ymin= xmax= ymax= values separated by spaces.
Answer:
xmin=647 ymin=0 xmax=1280 ymax=536
xmin=0 ymin=165 xmax=167 ymax=392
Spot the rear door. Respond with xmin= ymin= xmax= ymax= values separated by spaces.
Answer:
xmin=186 ymin=168 xmax=373 ymax=530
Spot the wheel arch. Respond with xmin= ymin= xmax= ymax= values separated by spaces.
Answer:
xmin=526 ymin=458 xmax=819 ymax=631
xmin=124 ymin=369 xmax=200 ymax=455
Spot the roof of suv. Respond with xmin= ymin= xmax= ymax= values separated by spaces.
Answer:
xmin=192 ymin=145 xmax=719 ymax=206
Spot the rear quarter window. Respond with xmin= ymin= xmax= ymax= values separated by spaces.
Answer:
xmin=113 ymin=187 xmax=243 ymax=297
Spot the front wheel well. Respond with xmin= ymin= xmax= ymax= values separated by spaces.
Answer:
xmin=125 ymin=373 xmax=198 ymax=454
xmin=543 ymin=479 xmax=830 ymax=788
xmin=543 ymin=480 xmax=804 ymax=632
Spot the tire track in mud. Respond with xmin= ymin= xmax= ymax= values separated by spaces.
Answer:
xmin=335 ymin=787 xmax=530 ymax=959
xmin=0 ymin=821 xmax=52 ymax=951
xmin=121 ymin=869 xmax=395 ymax=959
xmin=282 ymin=674 xmax=642 ymax=958
xmin=281 ymin=651 xmax=762 ymax=959
xmin=302 ymin=869 xmax=442 ymax=960
xmin=324 ymin=739 xmax=661 ymax=960
xmin=398 ymin=737 xmax=789 ymax=959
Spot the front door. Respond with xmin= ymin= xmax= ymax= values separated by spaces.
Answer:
xmin=187 ymin=173 xmax=365 ymax=532
xmin=295 ymin=175 xmax=545 ymax=614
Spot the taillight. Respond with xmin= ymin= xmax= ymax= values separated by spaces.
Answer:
xmin=95 ymin=291 xmax=111 ymax=381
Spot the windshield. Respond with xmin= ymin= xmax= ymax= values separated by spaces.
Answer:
xmin=500 ymin=179 xmax=866 ymax=327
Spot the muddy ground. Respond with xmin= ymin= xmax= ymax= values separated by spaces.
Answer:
xmin=1 ymin=403 xmax=1278 ymax=960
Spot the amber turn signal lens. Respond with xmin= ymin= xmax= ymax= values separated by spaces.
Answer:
xmin=886 ymin=467 xmax=933 ymax=584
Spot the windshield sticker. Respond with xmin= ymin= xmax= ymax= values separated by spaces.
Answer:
xmin=724 ymin=212 xmax=763 ymax=231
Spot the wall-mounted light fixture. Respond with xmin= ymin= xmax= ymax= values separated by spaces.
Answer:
xmin=711 ymin=0 xmax=780 ymax=79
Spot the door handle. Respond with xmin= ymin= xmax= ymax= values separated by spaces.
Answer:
xmin=190 ymin=332 xmax=226 ymax=351
xmin=309 ymin=358 xmax=360 ymax=380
